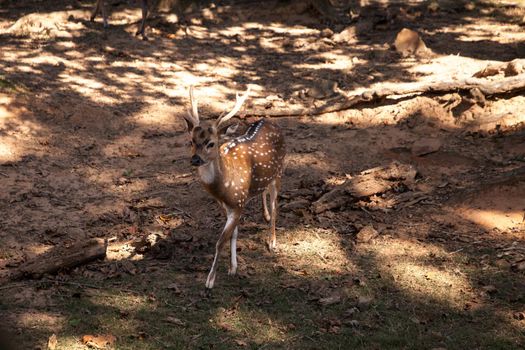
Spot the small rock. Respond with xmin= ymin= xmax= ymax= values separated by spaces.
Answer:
xmin=356 ymin=225 xmax=378 ymax=243
xmin=305 ymin=79 xmax=338 ymax=99
xmin=412 ymin=138 xmax=442 ymax=156
xmin=320 ymin=28 xmax=334 ymax=38
xmin=394 ymin=28 xmax=432 ymax=57
xmin=495 ymin=259 xmax=510 ymax=269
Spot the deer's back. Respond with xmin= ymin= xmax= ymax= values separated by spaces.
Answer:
xmin=219 ymin=119 xmax=285 ymax=207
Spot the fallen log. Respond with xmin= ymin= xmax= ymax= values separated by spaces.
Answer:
xmin=473 ymin=59 xmax=525 ymax=78
xmin=312 ymin=161 xmax=417 ymax=214
xmin=249 ymin=72 xmax=525 ymax=117
xmin=8 ymin=238 xmax=107 ymax=281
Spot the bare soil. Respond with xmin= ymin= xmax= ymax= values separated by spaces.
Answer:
xmin=0 ymin=1 xmax=524 ymax=349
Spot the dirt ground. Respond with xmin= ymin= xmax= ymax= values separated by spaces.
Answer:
xmin=1 ymin=0 xmax=525 ymax=349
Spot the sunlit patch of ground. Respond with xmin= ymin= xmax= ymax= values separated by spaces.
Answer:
xmin=211 ymin=306 xmax=290 ymax=345
xmin=361 ymin=238 xmax=476 ymax=308
xmin=0 ymin=94 xmax=46 ymax=162
xmin=452 ymin=181 xmax=525 ymax=234
xmin=276 ymin=227 xmax=356 ymax=275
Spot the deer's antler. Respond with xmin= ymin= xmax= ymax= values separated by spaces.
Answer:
xmin=216 ymin=86 xmax=251 ymax=126
xmin=186 ymin=85 xmax=200 ymax=125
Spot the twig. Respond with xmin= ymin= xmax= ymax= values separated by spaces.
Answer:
xmin=396 ymin=195 xmax=430 ymax=211
xmin=360 ymin=207 xmax=373 ymax=217
xmin=316 ymin=251 xmax=329 ymax=264
xmin=152 ymin=336 xmax=171 ymax=349
xmin=448 ymin=248 xmax=464 ymax=255
xmin=40 ymin=278 xmax=140 ymax=294
xmin=172 ymin=206 xmax=193 ymax=219
xmin=0 ymin=171 xmax=8 ymax=177
xmin=0 ymin=281 xmax=27 ymax=291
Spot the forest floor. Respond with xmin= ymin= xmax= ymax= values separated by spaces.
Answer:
xmin=0 ymin=0 xmax=524 ymax=349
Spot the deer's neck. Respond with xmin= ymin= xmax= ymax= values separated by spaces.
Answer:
xmin=198 ymin=159 xmax=220 ymax=185
xmin=197 ymin=156 xmax=235 ymax=195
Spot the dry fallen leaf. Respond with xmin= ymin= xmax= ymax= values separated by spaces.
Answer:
xmin=164 ymin=316 xmax=186 ymax=326
xmin=235 ymin=339 xmax=248 ymax=346
xmin=81 ymin=334 xmax=116 ymax=349
xmin=158 ymin=214 xmax=172 ymax=223
xmin=481 ymin=285 xmax=497 ymax=295
xmin=217 ymin=321 xmax=234 ymax=332
xmin=166 ymin=283 xmax=182 ymax=294
xmin=47 ymin=334 xmax=57 ymax=350
xmin=357 ymin=295 xmax=374 ymax=310
xmin=513 ymin=312 xmax=525 ymax=321
xmin=472 ymin=65 xmax=501 ymax=78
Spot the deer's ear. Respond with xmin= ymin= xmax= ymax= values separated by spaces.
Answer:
xmin=223 ymin=123 xmax=239 ymax=136
xmin=183 ymin=113 xmax=198 ymax=133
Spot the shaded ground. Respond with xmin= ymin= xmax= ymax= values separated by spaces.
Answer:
xmin=0 ymin=0 xmax=524 ymax=349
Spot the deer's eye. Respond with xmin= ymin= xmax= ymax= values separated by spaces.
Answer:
xmin=207 ymin=142 xmax=215 ymax=149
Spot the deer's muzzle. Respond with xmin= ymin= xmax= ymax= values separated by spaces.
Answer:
xmin=190 ymin=155 xmax=205 ymax=167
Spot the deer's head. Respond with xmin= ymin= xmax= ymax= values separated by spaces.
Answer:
xmin=182 ymin=86 xmax=250 ymax=167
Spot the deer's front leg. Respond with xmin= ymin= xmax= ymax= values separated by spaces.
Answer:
xmin=228 ymin=226 xmax=238 ymax=275
xmin=90 ymin=0 xmax=102 ymax=22
xmin=135 ymin=0 xmax=148 ymax=39
xmin=206 ymin=209 xmax=240 ymax=289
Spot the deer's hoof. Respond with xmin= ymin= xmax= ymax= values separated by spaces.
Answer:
xmin=205 ymin=275 xmax=215 ymax=289
xmin=228 ymin=266 xmax=237 ymax=276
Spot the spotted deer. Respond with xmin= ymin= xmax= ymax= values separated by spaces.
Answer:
xmin=182 ymin=86 xmax=286 ymax=289
xmin=90 ymin=0 xmax=149 ymax=39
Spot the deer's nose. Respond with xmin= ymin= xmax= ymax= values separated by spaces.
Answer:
xmin=190 ymin=155 xmax=204 ymax=166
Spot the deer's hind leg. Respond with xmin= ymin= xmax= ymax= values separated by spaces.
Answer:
xmin=267 ymin=178 xmax=280 ymax=251
xmin=91 ymin=0 xmax=109 ymax=28
xmin=262 ymin=189 xmax=271 ymax=223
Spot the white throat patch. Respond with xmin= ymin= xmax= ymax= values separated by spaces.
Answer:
xmin=198 ymin=162 xmax=216 ymax=184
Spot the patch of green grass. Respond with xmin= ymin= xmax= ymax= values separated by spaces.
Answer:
xmin=2 ymin=227 xmax=525 ymax=350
